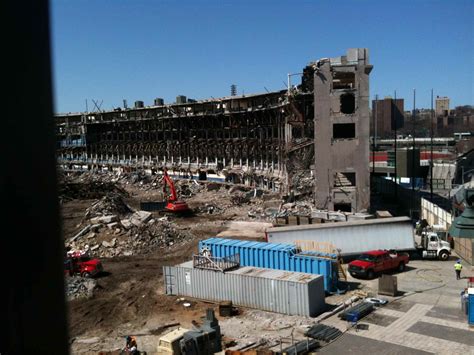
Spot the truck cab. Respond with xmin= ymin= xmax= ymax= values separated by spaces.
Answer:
xmin=414 ymin=231 xmax=451 ymax=260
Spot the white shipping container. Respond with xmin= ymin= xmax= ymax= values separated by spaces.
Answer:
xmin=163 ymin=262 xmax=325 ymax=317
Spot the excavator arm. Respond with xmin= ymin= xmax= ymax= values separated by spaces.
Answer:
xmin=163 ymin=169 xmax=178 ymax=202
xmin=162 ymin=169 xmax=190 ymax=213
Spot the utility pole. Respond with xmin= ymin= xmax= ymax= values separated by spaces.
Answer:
xmin=372 ymin=94 xmax=377 ymax=175
xmin=430 ymin=89 xmax=434 ymax=201
xmin=394 ymin=91 xmax=398 ymax=200
xmin=412 ymin=89 xmax=416 ymax=194
xmin=412 ymin=89 xmax=416 ymax=217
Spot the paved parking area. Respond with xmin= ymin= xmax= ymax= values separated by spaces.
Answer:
xmin=319 ymin=257 xmax=474 ymax=354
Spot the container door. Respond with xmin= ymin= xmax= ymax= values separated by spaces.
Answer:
xmin=288 ymin=282 xmax=298 ymax=315
xmin=469 ymin=294 xmax=474 ymax=325
xmin=163 ymin=266 xmax=177 ymax=295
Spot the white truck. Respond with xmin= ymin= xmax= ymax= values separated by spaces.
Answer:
xmin=414 ymin=224 xmax=451 ymax=260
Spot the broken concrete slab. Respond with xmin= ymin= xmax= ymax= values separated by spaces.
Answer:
xmin=134 ymin=210 xmax=152 ymax=223
xmin=121 ymin=219 xmax=133 ymax=229
xmin=107 ymin=222 xmax=119 ymax=229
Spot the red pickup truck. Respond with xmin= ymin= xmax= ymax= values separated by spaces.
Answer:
xmin=348 ymin=250 xmax=409 ymax=279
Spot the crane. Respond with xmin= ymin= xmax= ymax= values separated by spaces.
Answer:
xmin=162 ymin=168 xmax=191 ymax=213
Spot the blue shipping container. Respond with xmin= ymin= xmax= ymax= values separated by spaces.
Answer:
xmin=199 ymin=238 xmax=338 ymax=292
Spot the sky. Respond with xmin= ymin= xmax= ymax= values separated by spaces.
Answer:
xmin=50 ymin=0 xmax=473 ymax=113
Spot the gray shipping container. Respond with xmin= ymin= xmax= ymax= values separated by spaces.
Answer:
xmin=267 ymin=216 xmax=416 ymax=256
xmin=163 ymin=262 xmax=325 ymax=317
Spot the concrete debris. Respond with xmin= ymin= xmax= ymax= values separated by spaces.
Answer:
xmin=107 ymin=222 xmax=119 ymax=229
xmin=102 ymin=238 xmax=117 ymax=248
xmin=67 ymin=208 xmax=192 ymax=258
xmin=69 ymin=225 xmax=92 ymax=243
xmin=132 ymin=210 xmax=152 ymax=224
xmin=84 ymin=193 xmax=132 ymax=219
xmin=65 ymin=277 xmax=97 ymax=300
xmin=85 ymin=232 xmax=96 ymax=239
xmin=120 ymin=219 xmax=133 ymax=229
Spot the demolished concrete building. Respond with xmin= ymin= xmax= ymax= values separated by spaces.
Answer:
xmin=56 ymin=48 xmax=372 ymax=212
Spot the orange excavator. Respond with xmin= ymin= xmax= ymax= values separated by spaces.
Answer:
xmin=162 ymin=168 xmax=191 ymax=213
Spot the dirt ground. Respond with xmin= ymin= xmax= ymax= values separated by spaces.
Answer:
xmin=61 ymin=176 xmax=278 ymax=353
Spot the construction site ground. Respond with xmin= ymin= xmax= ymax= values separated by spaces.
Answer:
xmin=62 ymin=174 xmax=474 ymax=354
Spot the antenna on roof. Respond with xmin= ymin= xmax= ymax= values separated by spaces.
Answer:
xmin=92 ymin=99 xmax=103 ymax=112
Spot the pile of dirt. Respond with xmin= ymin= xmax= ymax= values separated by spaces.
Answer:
xmin=66 ymin=277 xmax=97 ymax=300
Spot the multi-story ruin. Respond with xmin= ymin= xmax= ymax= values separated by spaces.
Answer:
xmin=56 ymin=48 xmax=372 ymax=212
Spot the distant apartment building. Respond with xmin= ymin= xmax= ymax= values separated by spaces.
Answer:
xmin=372 ymin=97 xmax=404 ymax=138
xmin=435 ymin=96 xmax=450 ymax=117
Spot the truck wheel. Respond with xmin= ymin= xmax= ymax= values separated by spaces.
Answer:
xmin=367 ymin=270 xmax=375 ymax=279
xmin=398 ymin=262 xmax=405 ymax=272
xmin=82 ymin=272 xmax=91 ymax=278
xmin=438 ymin=251 xmax=449 ymax=261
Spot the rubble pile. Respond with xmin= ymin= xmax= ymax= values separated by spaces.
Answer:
xmin=125 ymin=218 xmax=192 ymax=254
xmin=230 ymin=192 xmax=251 ymax=205
xmin=68 ymin=207 xmax=193 ymax=257
xmin=59 ymin=181 xmax=127 ymax=202
xmin=291 ymin=170 xmax=314 ymax=195
xmin=176 ymin=179 xmax=204 ymax=198
xmin=195 ymin=203 xmax=224 ymax=215
xmin=84 ymin=193 xmax=132 ymax=219
xmin=66 ymin=277 xmax=97 ymax=300
xmin=279 ymin=201 xmax=313 ymax=216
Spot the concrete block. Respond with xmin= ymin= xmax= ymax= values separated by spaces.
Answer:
xmin=347 ymin=48 xmax=358 ymax=63
xmin=97 ymin=215 xmax=118 ymax=224
xmin=299 ymin=216 xmax=310 ymax=225
xmin=107 ymin=222 xmax=119 ymax=229
xmin=121 ymin=219 xmax=133 ymax=229
xmin=133 ymin=210 xmax=152 ymax=223
xmin=288 ymin=216 xmax=298 ymax=225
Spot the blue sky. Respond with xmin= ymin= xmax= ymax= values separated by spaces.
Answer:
xmin=51 ymin=0 xmax=473 ymax=113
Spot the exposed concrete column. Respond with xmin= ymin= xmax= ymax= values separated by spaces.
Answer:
xmin=356 ymin=49 xmax=371 ymax=211
xmin=314 ymin=60 xmax=333 ymax=210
